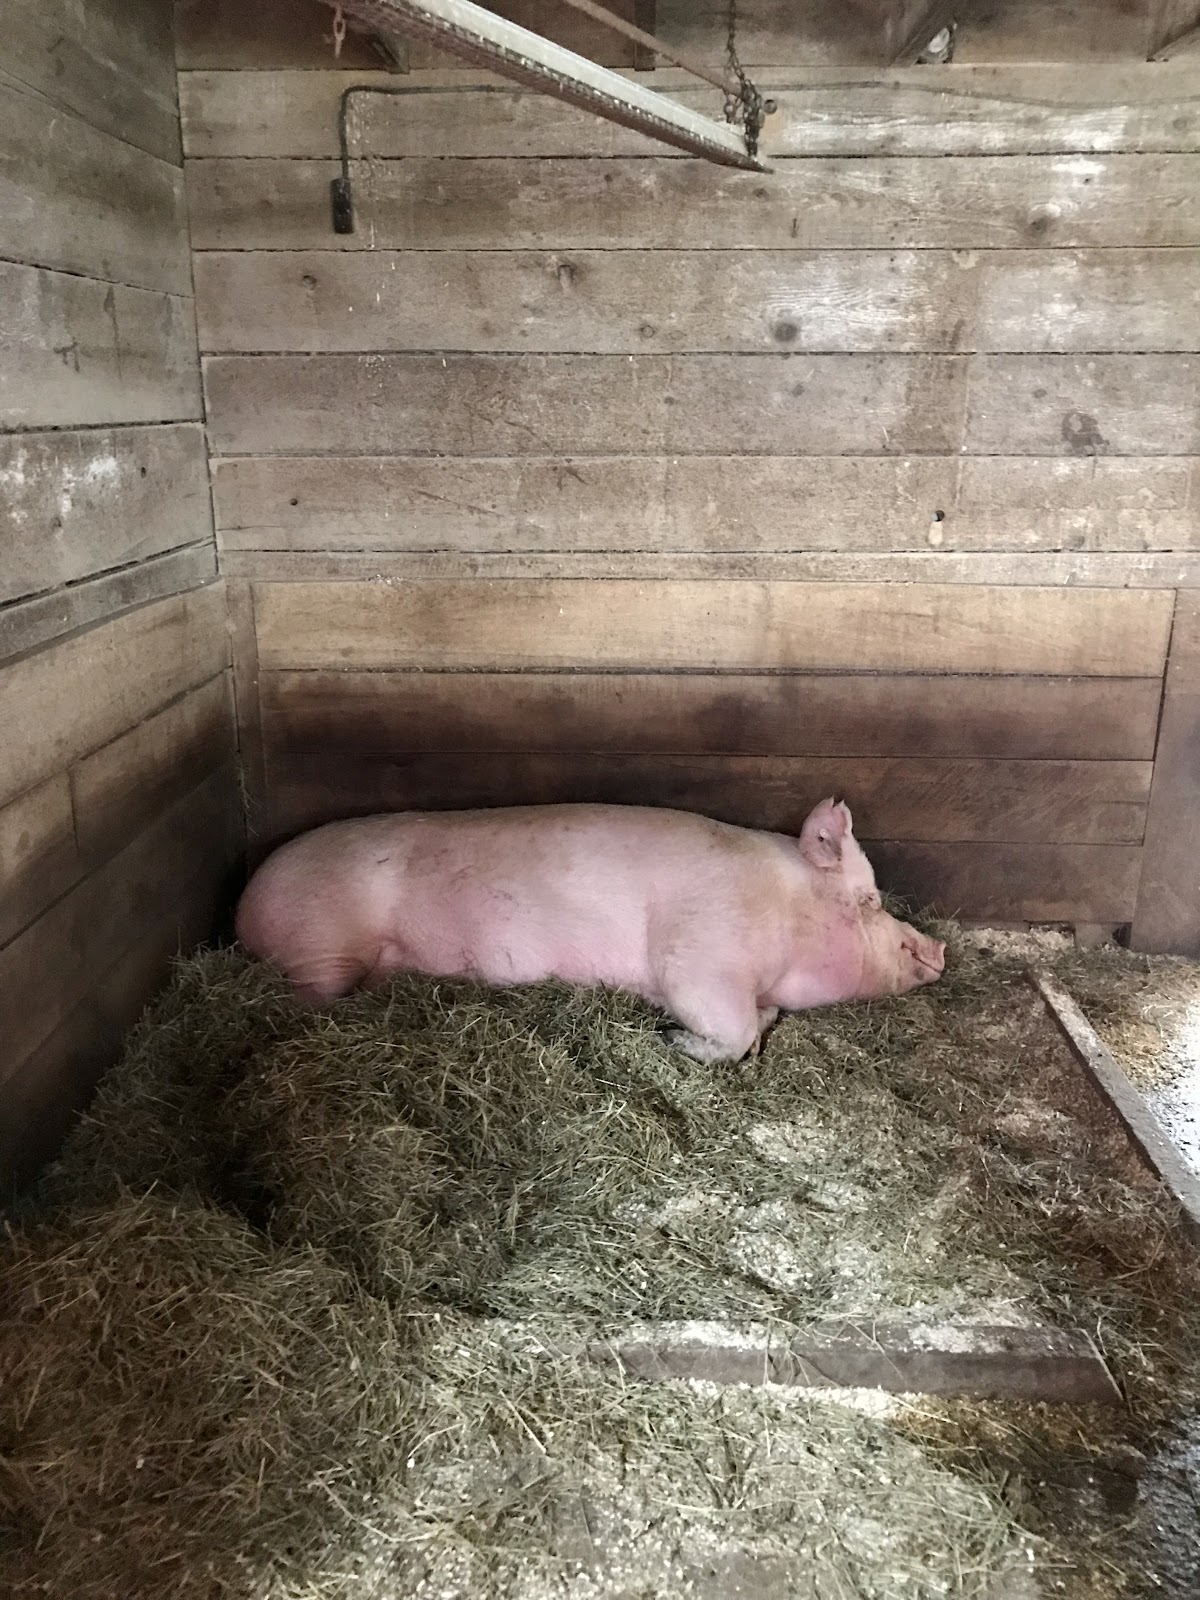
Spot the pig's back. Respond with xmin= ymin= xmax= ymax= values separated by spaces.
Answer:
xmin=237 ymin=804 xmax=790 ymax=993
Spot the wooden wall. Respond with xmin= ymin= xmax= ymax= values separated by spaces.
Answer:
xmin=182 ymin=0 xmax=1200 ymax=951
xmin=0 ymin=0 xmax=240 ymax=1185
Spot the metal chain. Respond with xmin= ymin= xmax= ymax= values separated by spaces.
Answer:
xmin=722 ymin=0 xmax=765 ymax=158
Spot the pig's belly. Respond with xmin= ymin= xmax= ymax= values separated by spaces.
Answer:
xmin=370 ymin=876 xmax=655 ymax=996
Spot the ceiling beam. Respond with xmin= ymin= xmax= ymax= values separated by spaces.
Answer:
xmin=843 ymin=0 xmax=961 ymax=64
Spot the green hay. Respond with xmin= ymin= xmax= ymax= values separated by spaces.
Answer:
xmin=4 ymin=927 xmax=1199 ymax=1598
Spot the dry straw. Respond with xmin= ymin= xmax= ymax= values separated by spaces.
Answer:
xmin=2 ymin=926 xmax=1197 ymax=1597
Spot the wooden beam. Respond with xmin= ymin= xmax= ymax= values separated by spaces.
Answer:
xmin=1131 ymin=592 xmax=1200 ymax=954
xmin=1035 ymin=973 xmax=1200 ymax=1241
xmin=842 ymin=0 xmax=960 ymax=64
xmin=587 ymin=1319 xmax=1120 ymax=1402
xmin=314 ymin=0 xmax=765 ymax=168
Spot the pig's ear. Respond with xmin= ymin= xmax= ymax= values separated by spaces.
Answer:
xmin=799 ymin=797 xmax=852 ymax=870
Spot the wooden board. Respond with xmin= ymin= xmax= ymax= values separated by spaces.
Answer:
xmin=0 ymin=424 xmax=212 ymax=605
xmin=225 ymin=548 xmax=1200 ymax=588
xmin=178 ymin=64 xmax=1200 ymax=160
xmin=226 ymin=550 xmax=1200 ymax=593
xmin=964 ymin=354 xmax=1200 ymax=456
xmin=868 ymin=840 xmax=1143 ymax=923
xmin=204 ymin=352 xmax=1200 ymax=457
xmin=252 ymin=579 xmax=1174 ymax=677
xmin=194 ymin=247 xmax=1200 ymax=356
xmin=0 ymin=543 xmax=218 ymax=665
xmin=260 ymin=749 xmax=1151 ymax=846
xmin=71 ymin=673 xmax=238 ymax=867
xmin=0 ymin=775 xmax=80 ymax=949
xmin=0 ymin=264 xmax=200 ymax=430
xmin=3 ymin=0 xmax=179 ymax=162
xmin=210 ymin=453 xmax=1200 ymax=556
xmin=0 ymin=1001 xmax=120 ymax=1191
xmin=1132 ymin=592 xmax=1200 ymax=953
xmin=260 ymin=669 xmax=1162 ymax=760
xmin=0 ymin=585 xmax=229 ymax=810
xmin=588 ymin=1317 xmax=1120 ymax=1401
xmin=185 ymin=153 xmax=1200 ymax=252
xmin=203 ymin=352 xmax=964 ymax=456
xmin=0 ymin=768 xmax=242 ymax=1070
xmin=0 ymin=80 xmax=190 ymax=294
xmin=1035 ymin=973 xmax=1200 ymax=1238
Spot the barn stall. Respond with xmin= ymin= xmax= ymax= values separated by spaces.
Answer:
xmin=3 ymin=0 xmax=1200 ymax=1594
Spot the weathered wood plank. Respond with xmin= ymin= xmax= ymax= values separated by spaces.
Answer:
xmin=0 ymin=424 xmax=213 ymax=607
xmin=185 ymin=152 xmax=1200 ymax=253
xmin=0 ymin=775 xmax=80 ymax=949
xmin=193 ymin=247 xmax=1200 ymax=356
xmin=206 ymin=353 xmax=1200 ymax=458
xmin=588 ymin=1317 xmax=1120 ymax=1401
xmin=868 ymin=840 xmax=1143 ymax=923
xmin=1132 ymin=593 xmax=1200 ymax=954
xmin=261 ymin=750 xmax=1151 ymax=846
xmin=0 ymin=80 xmax=190 ymax=294
xmin=211 ymin=454 xmax=1199 ymax=556
xmin=71 ymin=673 xmax=238 ymax=867
xmin=0 ymin=585 xmax=229 ymax=810
xmin=3 ymin=0 xmax=179 ymax=163
xmin=261 ymin=670 xmax=1162 ymax=761
xmin=0 ymin=1001 xmax=119 ymax=1192
xmin=178 ymin=64 xmax=1200 ymax=160
xmin=965 ymin=355 xmax=1200 ymax=457
xmin=252 ymin=579 xmax=1174 ymax=677
xmin=0 ymin=264 xmax=201 ymax=430
xmin=0 ymin=544 xmax=218 ymax=665
xmin=258 ymin=759 xmax=1144 ymax=923
xmin=0 ymin=767 xmax=242 ymax=1069
xmin=225 ymin=548 xmax=1200 ymax=588
xmin=1035 ymin=973 xmax=1200 ymax=1237
xmin=202 ymin=353 xmax=965 ymax=456
xmin=0 ymin=872 xmax=235 ymax=1190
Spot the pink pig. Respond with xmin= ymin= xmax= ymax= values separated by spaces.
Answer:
xmin=235 ymin=799 xmax=945 ymax=1063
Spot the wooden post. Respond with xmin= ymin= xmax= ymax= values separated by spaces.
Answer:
xmin=1131 ymin=592 xmax=1200 ymax=954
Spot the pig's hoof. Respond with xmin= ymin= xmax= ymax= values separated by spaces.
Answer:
xmin=665 ymin=1027 xmax=741 ymax=1065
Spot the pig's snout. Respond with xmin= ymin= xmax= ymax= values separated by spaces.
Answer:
xmin=904 ymin=930 xmax=946 ymax=985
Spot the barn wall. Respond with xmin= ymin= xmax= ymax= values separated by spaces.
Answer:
xmin=0 ymin=0 xmax=241 ymax=1186
xmin=181 ymin=0 xmax=1200 ymax=949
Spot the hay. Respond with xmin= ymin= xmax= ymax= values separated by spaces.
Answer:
xmin=4 ymin=926 xmax=1200 ymax=1597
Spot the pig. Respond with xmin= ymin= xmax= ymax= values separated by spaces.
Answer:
xmin=235 ymin=799 xmax=945 ymax=1064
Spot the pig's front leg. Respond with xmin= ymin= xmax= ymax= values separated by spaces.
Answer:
xmin=662 ymin=975 xmax=762 ymax=1064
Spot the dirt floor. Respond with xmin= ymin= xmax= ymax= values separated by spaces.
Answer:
xmin=2 ymin=924 xmax=1199 ymax=1599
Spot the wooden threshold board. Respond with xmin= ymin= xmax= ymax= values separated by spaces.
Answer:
xmin=1034 ymin=973 xmax=1200 ymax=1243
xmin=513 ymin=1318 xmax=1121 ymax=1403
